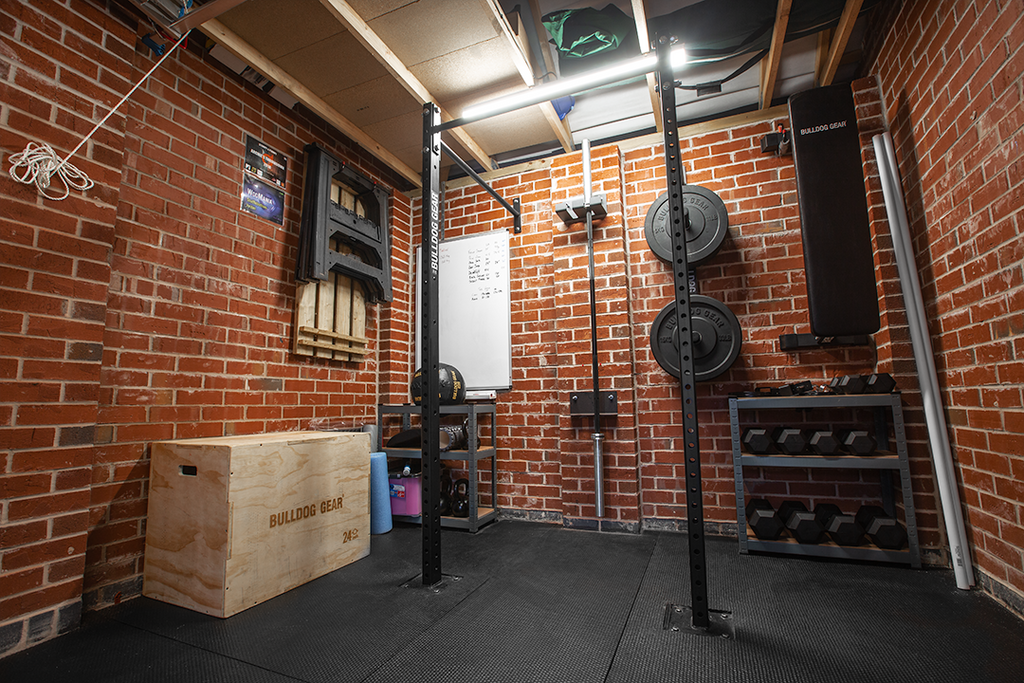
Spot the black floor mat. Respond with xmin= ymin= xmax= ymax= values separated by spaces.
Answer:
xmin=3 ymin=521 xmax=1024 ymax=683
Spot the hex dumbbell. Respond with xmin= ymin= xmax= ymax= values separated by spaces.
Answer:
xmin=805 ymin=429 xmax=841 ymax=455
xmin=813 ymin=503 xmax=865 ymax=546
xmin=829 ymin=375 xmax=867 ymax=394
xmin=840 ymin=429 xmax=877 ymax=455
xmin=745 ymin=498 xmax=784 ymax=540
xmin=772 ymin=427 xmax=808 ymax=455
xmin=778 ymin=500 xmax=826 ymax=544
xmin=856 ymin=505 xmax=907 ymax=549
xmin=742 ymin=428 xmax=774 ymax=455
xmin=864 ymin=372 xmax=896 ymax=393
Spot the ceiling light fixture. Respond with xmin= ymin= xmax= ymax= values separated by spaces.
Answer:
xmin=453 ymin=47 xmax=686 ymax=127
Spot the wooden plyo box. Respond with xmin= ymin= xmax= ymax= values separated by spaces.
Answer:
xmin=143 ymin=431 xmax=370 ymax=618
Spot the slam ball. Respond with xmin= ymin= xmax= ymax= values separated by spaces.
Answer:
xmin=410 ymin=363 xmax=466 ymax=405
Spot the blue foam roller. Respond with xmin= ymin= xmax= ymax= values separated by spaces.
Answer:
xmin=369 ymin=452 xmax=392 ymax=535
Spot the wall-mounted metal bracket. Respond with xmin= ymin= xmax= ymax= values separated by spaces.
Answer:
xmin=296 ymin=143 xmax=392 ymax=302
xmin=569 ymin=391 xmax=618 ymax=416
xmin=779 ymin=334 xmax=873 ymax=351
xmin=556 ymin=194 xmax=608 ymax=224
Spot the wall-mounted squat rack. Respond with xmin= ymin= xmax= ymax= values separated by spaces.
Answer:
xmin=417 ymin=30 xmax=726 ymax=635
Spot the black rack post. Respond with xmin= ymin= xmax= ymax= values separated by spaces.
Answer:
xmin=656 ymin=34 xmax=710 ymax=630
xmin=420 ymin=102 xmax=443 ymax=587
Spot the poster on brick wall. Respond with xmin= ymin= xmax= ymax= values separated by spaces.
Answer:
xmin=241 ymin=135 xmax=287 ymax=225
xmin=241 ymin=175 xmax=285 ymax=225
xmin=244 ymin=135 xmax=287 ymax=188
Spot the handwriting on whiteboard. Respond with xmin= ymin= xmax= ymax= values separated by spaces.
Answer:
xmin=468 ymin=245 xmax=506 ymax=301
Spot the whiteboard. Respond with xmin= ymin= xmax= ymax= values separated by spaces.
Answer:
xmin=415 ymin=230 xmax=511 ymax=392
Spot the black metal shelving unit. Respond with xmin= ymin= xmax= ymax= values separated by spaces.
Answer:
xmin=730 ymin=393 xmax=921 ymax=567
xmin=377 ymin=403 xmax=498 ymax=533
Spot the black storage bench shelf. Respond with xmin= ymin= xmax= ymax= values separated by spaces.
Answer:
xmin=377 ymin=403 xmax=498 ymax=532
xmin=730 ymin=393 xmax=922 ymax=567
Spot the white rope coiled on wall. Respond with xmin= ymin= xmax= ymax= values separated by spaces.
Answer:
xmin=6 ymin=29 xmax=191 ymax=201
xmin=7 ymin=141 xmax=95 ymax=201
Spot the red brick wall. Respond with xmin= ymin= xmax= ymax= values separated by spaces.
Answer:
xmin=5 ymin=0 xmax=1021 ymax=659
xmin=1 ymin=0 xmax=136 ymax=654
xmin=1 ymin=1 xmax=411 ymax=656
xmin=405 ymin=82 xmax=941 ymax=546
xmin=91 ymin=19 xmax=408 ymax=608
xmin=868 ymin=0 xmax=1024 ymax=608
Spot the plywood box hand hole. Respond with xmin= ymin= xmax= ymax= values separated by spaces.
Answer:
xmin=143 ymin=431 xmax=370 ymax=617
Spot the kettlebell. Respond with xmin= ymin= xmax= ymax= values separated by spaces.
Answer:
xmin=451 ymin=478 xmax=470 ymax=518
xmin=439 ymin=476 xmax=452 ymax=516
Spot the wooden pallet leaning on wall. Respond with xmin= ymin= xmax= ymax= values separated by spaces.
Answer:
xmin=293 ymin=182 xmax=370 ymax=362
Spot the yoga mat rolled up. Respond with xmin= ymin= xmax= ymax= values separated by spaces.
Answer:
xmin=369 ymin=452 xmax=392 ymax=535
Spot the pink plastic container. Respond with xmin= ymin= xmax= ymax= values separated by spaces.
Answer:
xmin=389 ymin=475 xmax=422 ymax=516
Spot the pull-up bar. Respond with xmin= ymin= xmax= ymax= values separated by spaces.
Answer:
xmin=440 ymin=140 xmax=521 ymax=234
xmin=435 ymin=48 xmax=686 ymax=131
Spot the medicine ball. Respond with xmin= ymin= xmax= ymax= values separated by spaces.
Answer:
xmin=410 ymin=363 xmax=466 ymax=405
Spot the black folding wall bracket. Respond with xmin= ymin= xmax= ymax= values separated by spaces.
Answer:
xmin=296 ymin=143 xmax=393 ymax=302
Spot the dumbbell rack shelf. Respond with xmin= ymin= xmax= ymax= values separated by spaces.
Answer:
xmin=730 ymin=393 xmax=921 ymax=568
xmin=377 ymin=403 xmax=498 ymax=533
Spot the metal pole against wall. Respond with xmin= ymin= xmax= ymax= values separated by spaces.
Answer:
xmin=872 ymin=132 xmax=975 ymax=590
xmin=582 ymin=139 xmax=605 ymax=517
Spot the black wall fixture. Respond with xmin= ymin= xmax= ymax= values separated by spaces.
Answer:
xmin=296 ymin=143 xmax=392 ymax=302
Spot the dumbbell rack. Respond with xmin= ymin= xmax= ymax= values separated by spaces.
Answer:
xmin=729 ymin=393 xmax=921 ymax=567
xmin=378 ymin=403 xmax=498 ymax=533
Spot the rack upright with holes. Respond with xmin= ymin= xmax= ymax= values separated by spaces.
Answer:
xmin=377 ymin=403 xmax=498 ymax=533
xmin=730 ymin=393 xmax=921 ymax=567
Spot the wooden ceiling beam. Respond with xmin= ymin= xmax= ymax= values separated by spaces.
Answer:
xmin=170 ymin=0 xmax=248 ymax=33
xmin=527 ymin=0 xmax=557 ymax=81
xmin=759 ymin=0 xmax=792 ymax=109
xmin=201 ymin=19 xmax=422 ymax=186
xmin=480 ymin=0 xmax=573 ymax=153
xmin=819 ymin=0 xmax=864 ymax=86
xmin=814 ymin=29 xmax=832 ymax=86
xmin=316 ymin=0 xmax=494 ymax=171
xmin=630 ymin=0 xmax=662 ymax=132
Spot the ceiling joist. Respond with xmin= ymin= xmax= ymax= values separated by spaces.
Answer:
xmin=819 ymin=0 xmax=864 ymax=86
xmin=201 ymin=18 xmax=422 ymax=186
xmin=759 ymin=0 xmax=792 ymax=109
xmin=315 ymin=0 xmax=494 ymax=171
xmin=480 ymin=0 xmax=573 ymax=153
xmin=630 ymin=0 xmax=663 ymax=132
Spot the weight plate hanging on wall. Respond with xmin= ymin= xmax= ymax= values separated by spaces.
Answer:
xmin=650 ymin=295 xmax=742 ymax=382
xmin=644 ymin=186 xmax=729 ymax=265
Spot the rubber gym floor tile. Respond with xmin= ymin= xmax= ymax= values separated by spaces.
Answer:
xmin=3 ymin=521 xmax=1024 ymax=683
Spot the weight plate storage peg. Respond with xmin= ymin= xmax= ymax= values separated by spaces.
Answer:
xmin=650 ymin=295 xmax=742 ymax=382
xmin=644 ymin=186 xmax=729 ymax=265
